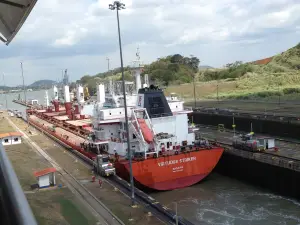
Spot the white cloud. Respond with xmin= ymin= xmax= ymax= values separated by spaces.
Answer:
xmin=0 ymin=0 xmax=299 ymax=86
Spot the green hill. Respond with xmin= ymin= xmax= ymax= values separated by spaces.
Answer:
xmin=77 ymin=54 xmax=200 ymax=94
xmin=78 ymin=43 xmax=300 ymax=100
xmin=166 ymin=42 xmax=300 ymax=100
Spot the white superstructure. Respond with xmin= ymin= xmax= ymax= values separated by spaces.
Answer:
xmin=89 ymin=85 xmax=197 ymax=160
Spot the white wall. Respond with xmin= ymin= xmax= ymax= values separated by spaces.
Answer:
xmin=152 ymin=114 xmax=194 ymax=145
xmin=1 ymin=136 xmax=22 ymax=145
xmin=168 ymin=101 xmax=184 ymax=112
xmin=11 ymin=136 xmax=22 ymax=145
xmin=38 ymin=174 xmax=50 ymax=188
xmin=1 ymin=137 xmax=11 ymax=146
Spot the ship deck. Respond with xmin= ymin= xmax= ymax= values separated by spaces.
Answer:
xmin=65 ymin=119 xmax=91 ymax=127
xmin=53 ymin=115 xmax=69 ymax=121
xmin=30 ymin=115 xmax=86 ymax=146
xmin=199 ymin=125 xmax=300 ymax=161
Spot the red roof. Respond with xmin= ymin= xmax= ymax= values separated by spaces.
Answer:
xmin=34 ymin=167 xmax=57 ymax=177
xmin=0 ymin=132 xmax=23 ymax=139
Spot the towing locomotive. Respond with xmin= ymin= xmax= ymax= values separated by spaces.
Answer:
xmin=232 ymin=132 xmax=277 ymax=152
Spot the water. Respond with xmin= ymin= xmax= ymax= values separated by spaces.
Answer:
xmin=0 ymin=89 xmax=50 ymax=116
xmin=152 ymin=173 xmax=300 ymax=225
xmin=3 ymin=90 xmax=300 ymax=225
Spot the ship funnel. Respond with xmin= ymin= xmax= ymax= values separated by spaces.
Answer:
xmin=97 ymin=84 xmax=105 ymax=104
xmin=137 ymin=85 xmax=172 ymax=118
xmin=53 ymin=85 xmax=58 ymax=100
xmin=76 ymin=85 xmax=84 ymax=103
xmin=64 ymin=85 xmax=70 ymax=103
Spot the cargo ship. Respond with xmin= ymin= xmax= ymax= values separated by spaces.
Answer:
xmin=26 ymin=51 xmax=224 ymax=190
xmin=27 ymin=82 xmax=223 ymax=190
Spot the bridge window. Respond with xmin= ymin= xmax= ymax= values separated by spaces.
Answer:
xmin=4 ymin=139 xmax=9 ymax=143
xmin=14 ymin=138 xmax=18 ymax=142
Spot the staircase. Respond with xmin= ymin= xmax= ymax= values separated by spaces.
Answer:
xmin=130 ymin=108 xmax=158 ymax=159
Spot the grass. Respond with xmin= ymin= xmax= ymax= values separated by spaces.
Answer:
xmin=1 ymin=117 xmax=98 ymax=225
xmin=165 ymin=43 xmax=300 ymax=101
xmin=10 ymin=116 xmax=163 ymax=225
xmin=59 ymin=198 xmax=92 ymax=225
xmin=27 ymin=188 xmax=97 ymax=225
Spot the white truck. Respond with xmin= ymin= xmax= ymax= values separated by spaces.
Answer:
xmin=93 ymin=154 xmax=116 ymax=177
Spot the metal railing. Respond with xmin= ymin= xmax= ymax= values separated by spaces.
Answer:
xmin=0 ymin=143 xmax=37 ymax=225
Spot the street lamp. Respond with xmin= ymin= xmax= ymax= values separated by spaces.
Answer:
xmin=109 ymin=1 xmax=136 ymax=206
xmin=2 ymin=73 xmax=8 ymax=110
xmin=106 ymin=57 xmax=110 ymax=73
xmin=20 ymin=62 xmax=29 ymax=129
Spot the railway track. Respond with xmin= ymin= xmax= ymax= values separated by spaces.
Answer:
xmin=22 ymin=117 xmax=194 ymax=225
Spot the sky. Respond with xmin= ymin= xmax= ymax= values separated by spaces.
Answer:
xmin=0 ymin=0 xmax=300 ymax=86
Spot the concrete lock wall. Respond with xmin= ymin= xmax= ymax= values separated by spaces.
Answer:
xmin=191 ymin=112 xmax=300 ymax=139
xmin=215 ymin=152 xmax=300 ymax=200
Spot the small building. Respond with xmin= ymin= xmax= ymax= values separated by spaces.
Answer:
xmin=33 ymin=167 xmax=57 ymax=188
xmin=30 ymin=99 xmax=38 ymax=105
xmin=0 ymin=132 xmax=23 ymax=146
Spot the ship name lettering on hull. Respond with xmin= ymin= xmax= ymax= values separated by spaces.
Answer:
xmin=158 ymin=156 xmax=196 ymax=167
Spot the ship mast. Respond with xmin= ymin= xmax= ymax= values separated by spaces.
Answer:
xmin=132 ymin=46 xmax=143 ymax=94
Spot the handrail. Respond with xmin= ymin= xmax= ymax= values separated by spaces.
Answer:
xmin=0 ymin=143 xmax=37 ymax=225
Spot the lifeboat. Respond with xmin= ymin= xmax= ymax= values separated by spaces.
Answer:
xmin=137 ymin=118 xmax=153 ymax=143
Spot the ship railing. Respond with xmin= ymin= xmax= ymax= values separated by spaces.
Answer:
xmin=0 ymin=143 xmax=37 ymax=225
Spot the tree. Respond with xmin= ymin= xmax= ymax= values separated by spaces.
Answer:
xmin=189 ymin=56 xmax=200 ymax=72
xmin=170 ymin=54 xmax=183 ymax=64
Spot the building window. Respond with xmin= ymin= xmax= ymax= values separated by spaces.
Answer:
xmin=4 ymin=139 xmax=9 ymax=143
xmin=133 ymin=134 xmax=136 ymax=139
xmin=111 ymin=133 xmax=113 ymax=136
xmin=14 ymin=138 xmax=19 ymax=142
xmin=109 ymin=112 xmax=112 ymax=115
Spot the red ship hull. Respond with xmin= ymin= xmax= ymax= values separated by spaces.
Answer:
xmin=28 ymin=115 xmax=224 ymax=190
xmin=115 ymin=148 xmax=223 ymax=190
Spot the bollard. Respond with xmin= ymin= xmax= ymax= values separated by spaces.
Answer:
xmin=99 ymin=179 xmax=102 ymax=188
xmin=92 ymin=176 xmax=95 ymax=182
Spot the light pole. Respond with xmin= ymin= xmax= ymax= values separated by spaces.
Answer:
xmin=109 ymin=1 xmax=136 ymax=206
xmin=106 ymin=57 xmax=110 ymax=73
xmin=193 ymin=74 xmax=196 ymax=109
xmin=174 ymin=202 xmax=178 ymax=225
xmin=2 ymin=73 xmax=8 ymax=110
xmin=21 ymin=62 xmax=29 ymax=128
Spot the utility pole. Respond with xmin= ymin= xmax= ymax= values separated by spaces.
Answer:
xmin=21 ymin=62 xmax=29 ymax=129
xmin=2 ymin=73 xmax=8 ymax=110
xmin=106 ymin=57 xmax=110 ymax=73
xmin=109 ymin=0 xmax=136 ymax=207
xmin=217 ymin=84 xmax=219 ymax=103
xmin=174 ymin=202 xmax=178 ymax=225
xmin=193 ymin=74 xmax=196 ymax=109
xmin=232 ymin=116 xmax=236 ymax=137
